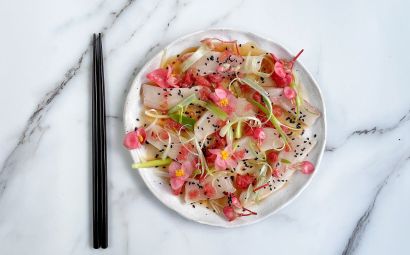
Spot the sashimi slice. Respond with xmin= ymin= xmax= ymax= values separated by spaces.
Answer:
xmin=191 ymin=51 xmax=243 ymax=76
xmin=233 ymin=98 xmax=256 ymax=118
xmin=265 ymin=87 xmax=320 ymax=126
xmin=194 ymin=111 xmax=225 ymax=142
xmin=258 ymin=128 xmax=284 ymax=152
xmin=184 ymin=172 xmax=235 ymax=203
xmin=233 ymin=137 xmax=257 ymax=160
xmin=142 ymin=84 xmax=203 ymax=111
xmin=239 ymin=169 xmax=295 ymax=207
xmin=146 ymin=124 xmax=196 ymax=162
xmin=265 ymin=87 xmax=283 ymax=97
xmin=280 ymin=132 xmax=317 ymax=164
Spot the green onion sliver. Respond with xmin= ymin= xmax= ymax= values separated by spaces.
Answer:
xmin=240 ymin=77 xmax=273 ymax=120
xmin=181 ymin=46 xmax=210 ymax=72
xmin=168 ymin=112 xmax=195 ymax=131
xmin=235 ymin=120 xmax=242 ymax=139
xmin=193 ymin=99 xmax=227 ymax=120
xmin=250 ymin=99 xmax=290 ymax=145
xmin=132 ymin=158 xmax=173 ymax=169
xmin=168 ymin=94 xmax=198 ymax=114
xmin=290 ymin=80 xmax=302 ymax=119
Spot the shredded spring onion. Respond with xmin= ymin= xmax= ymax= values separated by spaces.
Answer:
xmin=242 ymin=54 xmax=273 ymax=77
xmin=226 ymin=126 xmax=234 ymax=144
xmin=145 ymin=109 xmax=169 ymax=119
xmin=168 ymin=94 xmax=198 ymax=113
xmin=240 ymin=77 xmax=273 ymax=121
xmin=235 ymin=121 xmax=242 ymax=139
xmin=162 ymin=134 xmax=172 ymax=160
xmin=180 ymin=45 xmax=210 ymax=72
xmin=250 ymin=99 xmax=290 ymax=146
xmin=176 ymin=127 xmax=199 ymax=156
xmin=168 ymin=112 xmax=195 ymax=131
xmin=193 ymin=99 xmax=228 ymax=120
xmin=290 ymin=79 xmax=302 ymax=119
xmin=154 ymin=169 xmax=170 ymax=178
xmin=160 ymin=48 xmax=168 ymax=68
xmin=155 ymin=130 xmax=172 ymax=160
xmin=132 ymin=158 xmax=173 ymax=168
xmin=190 ymin=132 xmax=209 ymax=175
xmin=280 ymin=158 xmax=291 ymax=164
xmin=247 ymin=140 xmax=260 ymax=159
xmin=219 ymin=116 xmax=261 ymax=138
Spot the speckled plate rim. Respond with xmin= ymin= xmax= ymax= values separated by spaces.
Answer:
xmin=123 ymin=28 xmax=327 ymax=228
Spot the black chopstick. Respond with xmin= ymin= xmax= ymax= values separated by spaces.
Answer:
xmin=92 ymin=33 xmax=108 ymax=249
xmin=97 ymin=33 xmax=108 ymax=248
xmin=92 ymin=33 xmax=100 ymax=249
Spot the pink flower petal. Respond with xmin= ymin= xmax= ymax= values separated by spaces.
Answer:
xmin=215 ymin=157 xmax=227 ymax=171
xmin=208 ymin=149 xmax=221 ymax=155
xmin=230 ymin=194 xmax=242 ymax=208
xmin=123 ymin=131 xmax=141 ymax=150
xmin=170 ymin=177 xmax=185 ymax=190
xmin=223 ymin=206 xmax=237 ymax=221
xmin=225 ymin=144 xmax=234 ymax=153
xmin=300 ymin=161 xmax=315 ymax=174
xmin=182 ymin=161 xmax=194 ymax=177
xmin=215 ymin=88 xmax=227 ymax=99
xmin=283 ymin=86 xmax=296 ymax=99
xmin=168 ymin=161 xmax=181 ymax=177
xmin=274 ymin=62 xmax=286 ymax=78
xmin=226 ymin=158 xmax=238 ymax=168
xmin=209 ymin=94 xmax=220 ymax=104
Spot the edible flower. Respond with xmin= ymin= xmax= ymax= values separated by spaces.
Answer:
xmin=271 ymin=49 xmax=304 ymax=87
xmin=294 ymin=160 xmax=315 ymax=174
xmin=146 ymin=65 xmax=178 ymax=88
xmin=208 ymin=145 xmax=238 ymax=171
xmin=209 ymin=87 xmax=236 ymax=115
xmin=222 ymin=201 xmax=257 ymax=221
xmin=123 ymin=128 xmax=146 ymax=149
xmin=168 ymin=161 xmax=194 ymax=195
xmin=283 ymin=86 xmax=297 ymax=99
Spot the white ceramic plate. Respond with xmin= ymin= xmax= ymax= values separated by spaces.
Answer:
xmin=123 ymin=29 xmax=326 ymax=227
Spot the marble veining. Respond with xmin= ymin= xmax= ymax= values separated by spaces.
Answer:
xmin=0 ymin=0 xmax=409 ymax=254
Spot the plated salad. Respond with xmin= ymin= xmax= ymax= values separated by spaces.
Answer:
xmin=124 ymin=38 xmax=320 ymax=222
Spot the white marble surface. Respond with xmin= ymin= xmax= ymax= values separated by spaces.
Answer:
xmin=0 ymin=0 xmax=409 ymax=254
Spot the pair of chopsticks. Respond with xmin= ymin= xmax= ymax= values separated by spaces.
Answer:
xmin=92 ymin=33 xmax=108 ymax=249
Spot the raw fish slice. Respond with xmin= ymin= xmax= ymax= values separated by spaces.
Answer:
xmin=280 ymin=132 xmax=317 ymax=164
xmin=191 ymin=51 xmax=243 ymax=76
xmin=258 ymin=128 xmax=284 ymax=152
xmin=146 ymin=124 xmax=196 ymax=162
xmin=143 ymin=84 xmax=203 ymax=111
xmin=194 ymin=111 xmax=225 ymax=142
xmin=265 ymin=87 xmax=320 ymax=126
xmin=185 ymin=172 xmax=236 ymax=203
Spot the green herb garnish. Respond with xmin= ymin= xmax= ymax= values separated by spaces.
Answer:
xmin=132 ymin=158 xmax=173 ymax=168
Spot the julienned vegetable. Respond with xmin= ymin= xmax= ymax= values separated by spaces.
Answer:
xmin=132 ymin=158 xmax=173 ymax=168
xmin=124 ymin=38 xmax=321 ymax=222
xmin=168 ymin=112 xmax=195 ymax=131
